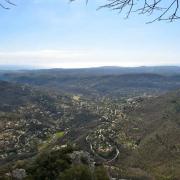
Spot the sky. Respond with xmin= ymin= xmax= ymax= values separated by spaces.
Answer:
xmin=0 ymin=0 xmax=180 ymax=68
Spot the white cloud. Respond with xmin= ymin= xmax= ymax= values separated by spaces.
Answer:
xmin=0 ymin=49 xmax=179 ymax=68
xmin=0 ymin=49 xmax=86 ymax=59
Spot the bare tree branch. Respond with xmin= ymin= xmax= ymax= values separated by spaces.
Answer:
xmin=1 ymin=0 xmax=179 ymax=22
xmin=72 ymin=0 xmax=180 ymax=22
xmin=0 ymin=0 xmax=16 ymax=10
xmin=99 ymin=0 xmax=180 ymax=22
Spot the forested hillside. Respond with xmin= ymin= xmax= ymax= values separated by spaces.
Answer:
xmin=0 ymin=68 xmax=180 ymax=179
xmin=2 ymin=68 xmax=180 ymax=98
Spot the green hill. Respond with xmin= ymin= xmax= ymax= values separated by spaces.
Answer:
xmin=116 ymin=91 xmax=180 ymax=179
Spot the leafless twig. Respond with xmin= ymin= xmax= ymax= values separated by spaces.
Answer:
xmin=0 ymin=0 xmax=16 ymax=10
xmin=72 ymin=0 xmax=180 ymax=22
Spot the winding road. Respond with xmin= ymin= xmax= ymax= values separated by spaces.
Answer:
xmin=86 ymin=135 xmax=119 ymax=163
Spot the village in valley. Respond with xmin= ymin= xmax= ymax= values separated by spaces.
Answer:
xmin=0 ymin=83 xmax=148 ymax=165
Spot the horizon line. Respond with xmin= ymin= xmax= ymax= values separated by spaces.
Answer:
xmin=0 ymin=64 xmax=180 ymax=70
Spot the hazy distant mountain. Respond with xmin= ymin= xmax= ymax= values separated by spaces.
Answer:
xmin=0 ymin=65 xmax=39 ymax=71
xmin=1 ymin=65 xmax=180 ymax=75
xmin=2 ymin=68 xmax=180 ymax=98
xmin=24 ymin=66 xmax=180 ymax=76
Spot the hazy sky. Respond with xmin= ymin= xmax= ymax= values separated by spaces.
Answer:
xmin=0 ymin=0 xmax=180 ymax=68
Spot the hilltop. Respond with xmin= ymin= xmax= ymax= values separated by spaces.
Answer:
xmin=1 ymin=66 xmax=180 ymax=98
